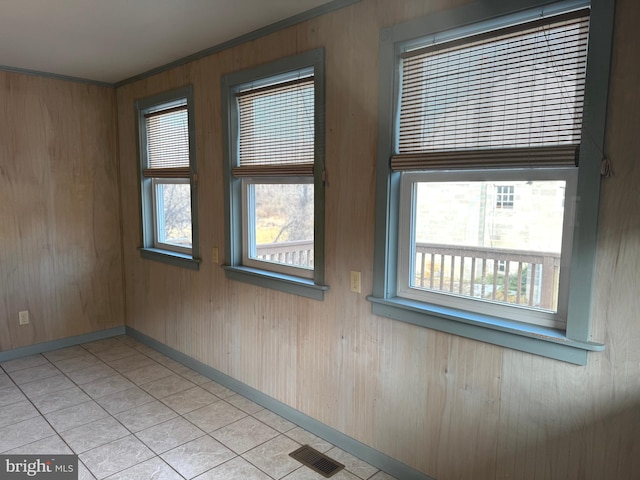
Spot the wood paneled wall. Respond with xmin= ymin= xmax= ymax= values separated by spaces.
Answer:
xmin=115 ymin=0 xmax=640 ymax=478
xmin=0 ymin=72 xmax=124 ymax=350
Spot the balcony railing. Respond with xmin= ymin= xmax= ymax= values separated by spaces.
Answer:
xmin=256 ymin=240 xmax=314 ymax=268
xmin=414 ymin=243 xmax=560 ymax=310
xmin=254 ymin=240 xmax=560 ymax=310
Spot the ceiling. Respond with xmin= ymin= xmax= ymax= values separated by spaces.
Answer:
xmin=0 ymin=0 xmax=339 ymax=85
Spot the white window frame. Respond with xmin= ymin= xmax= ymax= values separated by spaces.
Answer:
xmin=152 ymin=178 xmax=192 ymax=256
xmin=221 ymin=49 xmax=328 ymax=300
xmin=369 ymin=0 xmax=614 ymax=365
xmin=135 ymin=86 xmax=200 ymax=270
xmin=495 ymin=185 xmax=515 ymax=209
xmin=241 ymin=177 xmax=315 ymax=279
xmin=397 ymin=168 xmax=576 ymax=330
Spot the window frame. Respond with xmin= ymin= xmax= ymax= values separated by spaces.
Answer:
xmin=151 ymin=178 xmax=193 ymax=255
xmin=495 ymin=185 xmax=515 ymax=209
xmin=369 ymin=0 xmax=614 ymax=365
xmin=135 ymin=86 xmax=200 ymax=270
xmin=221 ymin=49 xmax=328 ymax=300
xmin=241 ymin=177 xmax=315 ymax=279
xmin=396 ymin=168 xmax=576 ymax=330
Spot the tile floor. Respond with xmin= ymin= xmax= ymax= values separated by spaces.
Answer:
xmin=0 ymin=335 xmax=397 ymax=480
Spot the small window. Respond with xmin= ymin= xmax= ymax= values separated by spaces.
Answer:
xmin=371 ymin=0 xmax=614 ymax=364
xmin=495 ymin=185 xmax=514 ymax=209
xmin=243 ymin=179 xmax=315 ymax=277
xmin=136 ymin=86 xmax=199 ymax=269
xmin=152 ymin=178 xmax=192 ymax=254
xmin=222 ymin=49 xmax=328 ymax=299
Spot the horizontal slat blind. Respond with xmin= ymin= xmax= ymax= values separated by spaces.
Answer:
xmin=142 ymin=167 xmax=191 ymax=178
xmin=396 ymin=11 xmax=589 ymax=169
xmin=144 ymin=104 xmax=190 ymax=178
xmin=392 ymin=145 xmax=578 ymax=170
xmin=237 ymin=77 xmax=314 ymax=175
xmin=231 ymin=163 xmax=314 ymax=177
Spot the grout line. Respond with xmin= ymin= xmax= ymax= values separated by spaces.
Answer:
xmin=2 ymin=336 xmax=389 ymax=480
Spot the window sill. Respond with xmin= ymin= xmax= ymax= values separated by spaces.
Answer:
xmin=139 ymin=248 xmax=200 ymax=270
xmin=223 ymin=265 xmax=329 ymax=300
xmin=367 ymin=295 xmax=603 ymax=365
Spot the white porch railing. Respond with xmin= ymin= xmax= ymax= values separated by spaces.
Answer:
xmin=255 ymin=240 xmax=314 ymax=268
xmin=414 ymin=243 xmax=560 ymax=310
xmin=255 ymin=240 xmax=560 ymax=310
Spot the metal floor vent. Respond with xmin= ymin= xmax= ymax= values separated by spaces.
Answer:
xmin=289 ymin=445 xmax=345 ymax=478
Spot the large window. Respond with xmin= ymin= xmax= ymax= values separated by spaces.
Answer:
xmin=371 ymin=0 xmax=614 ymax=364
xmin=136 ymin=86 xmax=199 ymax=269
xmin=222 ymin=49 xmax=327 ymax=300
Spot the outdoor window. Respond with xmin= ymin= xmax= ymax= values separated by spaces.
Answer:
xmin=371 ymin=0 xmax=614 ymax=364
xmin=397 ymin=171 xmax=573 ymax=329
xmin=136 ymin=86 xmax=199 ymax=269
xmin=222 ymin=49 xmax=327 ymax=300
xmin=495 ymin=185 xmax=515 ymax=209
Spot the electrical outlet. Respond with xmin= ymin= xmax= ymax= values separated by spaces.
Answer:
xmin=212 ymin=247 xmax=219 ymax=264
xmin=18 ymin=310 xmax=29 ymax=325
xmin=350 ymin=271 xmax=361 ymax=293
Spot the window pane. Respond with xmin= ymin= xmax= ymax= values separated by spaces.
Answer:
xmin=249 ymin=183 xmax=314 ymax=269
xmin=155 ymin=182 xmax=192 ymax=249
xmin=411 ymin=180 xmax=566 ymax=311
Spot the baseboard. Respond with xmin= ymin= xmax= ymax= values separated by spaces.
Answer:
xmin=126 ymin=326 xmax=434 ymax=480
xmin=0 ymin=326 xmax=126 ymax=362
xmin=0 ymin=325 xmax=433 ymax=479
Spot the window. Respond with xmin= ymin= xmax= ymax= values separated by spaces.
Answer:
xmin=495 ymin=185 xmax=515 ymax=209
xmin=222 ymin=49 xmax=327 ymax=300
xmin=398 ymin=172 xmax=573 ymax=329
xmin=371 ymin=0 xmax=614 ymax=364
xmin=136 ymin=86 xmax=199 ymax=269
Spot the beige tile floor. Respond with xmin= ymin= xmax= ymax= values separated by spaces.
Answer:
xmin=0 ymin=335 xmax=397 ymax=480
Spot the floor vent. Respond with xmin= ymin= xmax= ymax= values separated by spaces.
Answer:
xmin=289 ymin=445 xmax=345 ymax=478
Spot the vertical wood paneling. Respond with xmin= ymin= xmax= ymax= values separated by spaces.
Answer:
xmin=0 ymin=72 xmax=124 ymax=351
xmin=115 ymin=0 xmax=640 ymax=479
xmin=494 ymin=1 xmax=640 ymax=478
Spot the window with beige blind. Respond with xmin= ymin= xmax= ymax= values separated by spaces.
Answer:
xmin=370 ymin=0 xmax=614 ymax=364
xmin=222 ymin=49 xmax=328 ymax=300
xmin=136 ymin=86 xmax=199 ymax=269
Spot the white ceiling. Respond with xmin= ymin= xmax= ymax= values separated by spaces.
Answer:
xmin=0 ymin=0 xmax=337 ymax=84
